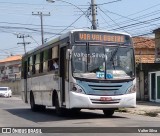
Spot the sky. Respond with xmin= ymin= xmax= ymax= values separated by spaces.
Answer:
xmin=0 ymin=0 xmax=160 ymax=60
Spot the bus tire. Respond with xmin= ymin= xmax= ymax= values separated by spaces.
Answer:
xmin=30 ymin=92 xmax=39 ymax=112
xmin=55 ymin=94 xmax=64 ymax=116
xmin=103 ymin=109 xmax=115 ymax=117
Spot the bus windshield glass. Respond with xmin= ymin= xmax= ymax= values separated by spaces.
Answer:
xmin=72 ymin=45 xmax=135 ymax=80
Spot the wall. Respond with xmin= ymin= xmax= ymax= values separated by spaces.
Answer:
xmin=0 ymin=81 xmax=21 ymax=95
xmin=136 ymin=63 xmax=160 ymax=101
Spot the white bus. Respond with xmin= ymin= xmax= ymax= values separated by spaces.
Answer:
xmin=21 ymin=29 xmax=136 ymax=117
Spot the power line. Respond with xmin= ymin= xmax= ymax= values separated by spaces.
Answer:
xmin=46 ymin=0 xmax=92 ymax=24
xmin=98 ymin=10 xmax=113 ymax=28
xmin=101 ymin=9 xmax=159 ymax=27
xmin=0 ymin=21 xmax=76 ymax=28
xmin=98 ymin=6 xmax=129 ymax=33
xmin=104 ymin=2 xmax=160 ymax=26
xmin=46 ymin=9 xmax=88 ymax=40
xmin=0 ymin=25 xmax=59 ymax=35
xmin=0 ymin=1 xmax=90 ymax=7
xmin=109 ymin=16 xmax=160 ymax=31
xmin=97 ymin=0 xmax=122 ymax=6
xmin=0 ymin=45 xmax=23 ymax=51
xmin=101 ymin=9 xmax=160 ymax=29
xmin=97 ymin=10 xmax=160 ymax=36
xmin=126 ymin=2 xmax=160 ymax=18
xmin=0 ymin=2 xmax=47 ymax=6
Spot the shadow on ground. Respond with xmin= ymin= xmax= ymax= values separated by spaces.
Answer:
xmin=5 ymin=108 xmax=127 ymax=123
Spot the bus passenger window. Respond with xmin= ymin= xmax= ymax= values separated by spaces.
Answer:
xmin=51 ymin=46 xmax=59 ymax=71
xmin=43 ymin=50 xmax=48 ymax=72
xmin=35 ymin=54 xmax=40 ymax=74
xmin=39 ymin=52 xmax=44 ymax=73
xmin=53 ymin=58 xmax=59 ymax=70
xmin=32 ymin=55 xmax=36 ymax=74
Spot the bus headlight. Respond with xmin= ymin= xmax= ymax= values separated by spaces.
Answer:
xmin=126 ymin=85 xmax=136 ymax=94
xmin=71 ymin=83 xmax=85 ymax=94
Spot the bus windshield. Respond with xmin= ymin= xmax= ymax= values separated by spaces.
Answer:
xmin=72 ymin=45 xmax=135 ymax=80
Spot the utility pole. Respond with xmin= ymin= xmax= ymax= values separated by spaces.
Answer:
xmin=17 ymin=34 xmax=30 ymax=54
xmin=91 ymin=0 xmax=97 ymax=29
xmin=17 ymin=34 xmax=30 ymax=103
xmin=32 ymin=12 xmax=50 ymax=45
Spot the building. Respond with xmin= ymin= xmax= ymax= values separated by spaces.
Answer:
xmin=146 ymin=28 xmax=160 ymax=103
xmin=133 ymin=37 xmax=157 ymax=101
xmin=153 ymin=28 xmax=160 ymax=62
xmin=133 ymin=37 xmax=155 ymax=63
xmin=0 ymin=55 xmax=22 ymax=81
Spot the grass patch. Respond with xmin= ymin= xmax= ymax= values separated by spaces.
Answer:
xmin=144 ymin=112 xmax=158 ymax=117
xmin=116 ymin=108 xmax=128 ymax=112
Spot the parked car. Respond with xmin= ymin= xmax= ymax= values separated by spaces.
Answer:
xmin=0 ymin=87 xmax=12 ymax=98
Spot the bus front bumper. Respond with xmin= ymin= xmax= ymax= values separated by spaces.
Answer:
xmin=69 ymin=92 xmax=136 ymax=109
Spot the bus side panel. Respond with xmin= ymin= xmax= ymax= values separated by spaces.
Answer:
xmin=30 ymin=76 xmax=42 ymax=105
xmin=40 ymin=74 xmax=60 ymax=106
xmin=27 ymin=77 xmax=31 ymax=104
xmin=21 ymin=79 xmax=25 ymax=102
xmin=28 ymin=73 xmax=60 ymax=107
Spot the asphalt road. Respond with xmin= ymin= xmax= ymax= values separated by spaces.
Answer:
xmin=0 ymin=96 xmax=160 ymax=136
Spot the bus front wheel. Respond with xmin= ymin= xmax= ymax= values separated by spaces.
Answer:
xmin=103 ymin=109 xmax=115 ymax=117
xmin=55 ymin=94 xmax=65 ymax=116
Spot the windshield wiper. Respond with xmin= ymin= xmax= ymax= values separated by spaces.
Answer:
xmin=110 ymin=47 xmax=119 ymax=61
xmin=86 ymin=42 xmax=90 ymax=72
xmin=110 ymin=47 xmax=119 ymax=70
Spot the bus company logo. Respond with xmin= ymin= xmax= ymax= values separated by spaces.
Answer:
xmin=2 ymin=128 xmax=11 ymax=133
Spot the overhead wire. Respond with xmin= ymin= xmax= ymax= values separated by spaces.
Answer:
xmin=98 ymin=6 xmax=129 ymax=33
xmin=97 ymin=8 xmax=160 ymax=35
xmin=97 ymin=2 xmax=160 ymax=37
xmin=46 ymin=9 xmax=89 ymax=40
xmin=97 ymin=0 xmax=122 ymax=6
xmin=101 ymin=2 xmax=160 ymax=27
xmin=109 ymin=16 xmax=160 ymax=31
xmin=100 ymin=9 xmax=160 ymax=28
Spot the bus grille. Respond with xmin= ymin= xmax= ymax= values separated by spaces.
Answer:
xmin=90 ymin=99 xmax=120 ymax=104
xmin=88 ymin=84 xmax=122 ymax=91
xmin=86 ymin=82 xmax=123 ymax=95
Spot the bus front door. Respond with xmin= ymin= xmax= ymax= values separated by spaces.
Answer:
xmin=60 ymin=46 xmax=67 ymax=106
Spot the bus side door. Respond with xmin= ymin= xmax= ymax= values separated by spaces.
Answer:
xmin=60 ymin=46 xmax=69 ymax=107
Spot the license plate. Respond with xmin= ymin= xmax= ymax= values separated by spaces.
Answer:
xmin=100 ymin=97 xmax=112 ymax=101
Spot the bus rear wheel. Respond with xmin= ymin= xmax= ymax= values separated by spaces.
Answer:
xmin=30 ymin=92 xmax=38 ymax=112
xmin=103 ymin=109 xmax=115 ymax=117
xmin=30 ymin=92 xmax=46 ymax=112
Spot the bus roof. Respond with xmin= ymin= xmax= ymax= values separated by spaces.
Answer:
xmin=23 ymin=29 xmax=131 ymax=57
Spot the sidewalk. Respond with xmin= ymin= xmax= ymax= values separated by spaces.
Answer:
xmin=119 ymin=101 xmax=160 ymax=117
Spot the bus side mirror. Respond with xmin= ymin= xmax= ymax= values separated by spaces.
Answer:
xmin=66 ymin=49 xmax=72 ymax=60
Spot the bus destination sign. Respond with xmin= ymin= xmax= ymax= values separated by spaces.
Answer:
xmin=74 ymin=32 xmax=125 ymax=43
